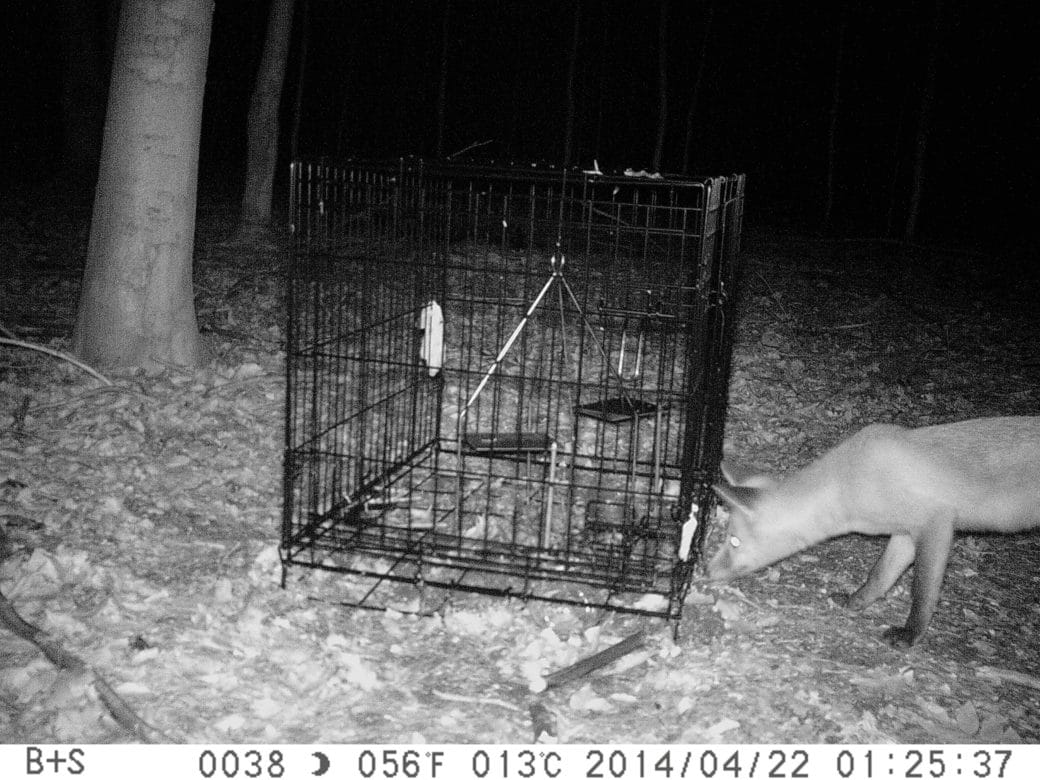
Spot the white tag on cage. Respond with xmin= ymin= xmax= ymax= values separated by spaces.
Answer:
xmin=419 ymin=300 xmax=444 ymax=377
xmin=678 ymin=506 xmax=698 ymax=561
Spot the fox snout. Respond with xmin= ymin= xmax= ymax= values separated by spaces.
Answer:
xmin=703 ymin=537 xmax=749 ymax=581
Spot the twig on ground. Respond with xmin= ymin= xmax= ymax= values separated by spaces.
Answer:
xmin=543 ymin=629 xmax=646 ymax=690
xmin=976 ymin=665 xmax=1040 ymax=691
xmin=0 ymin=587 xmax=171 ymax=742
xmin=0 ymin=338 xmax=112 ymax=386
xmin=430 ymin=688 xmax=521 ymax=711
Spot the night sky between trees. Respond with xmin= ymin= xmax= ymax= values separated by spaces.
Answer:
xmin=2 ymin=0 xmax=1033 ymax=247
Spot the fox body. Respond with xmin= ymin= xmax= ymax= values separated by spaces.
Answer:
xmin=706 ymin=416 xmax=1040 ymax=648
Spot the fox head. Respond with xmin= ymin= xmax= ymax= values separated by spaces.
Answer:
xmin=705 ymin=461 xmax=829 ymax=582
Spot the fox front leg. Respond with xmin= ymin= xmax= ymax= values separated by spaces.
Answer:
xmin=882 ymin=518 xmax=955 ymax=649
xmin=832 ymin=534 xmax=915 ymax=610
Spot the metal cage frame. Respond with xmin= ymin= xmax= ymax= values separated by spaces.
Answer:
xmin=282 ymin=159 xmax=744 ymax=625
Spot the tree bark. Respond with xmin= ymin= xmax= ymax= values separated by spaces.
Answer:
xmin=73 ymin=0 xmax=214 ymax=370
xmin=237 ymin=0 xmax=296 ymax=239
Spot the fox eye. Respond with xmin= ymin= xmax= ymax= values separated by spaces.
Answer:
xmin=728 ymin=535 xmax=741 ymax=548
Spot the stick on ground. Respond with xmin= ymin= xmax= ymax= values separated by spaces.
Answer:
xmin=0 ymin=587 xmax=169 ymax=741
xmin=543 ymin=629 xmax=646 ymax=690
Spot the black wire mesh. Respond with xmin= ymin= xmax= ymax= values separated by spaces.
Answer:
xmin=282 ymin=159 xmax=744 ymax=624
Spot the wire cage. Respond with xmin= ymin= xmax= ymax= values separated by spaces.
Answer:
xmin=282 ymin=159 xmax=744 ymax=624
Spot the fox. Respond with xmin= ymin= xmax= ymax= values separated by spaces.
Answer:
xmin=705 ymin=416 xmax=1040 ymax=648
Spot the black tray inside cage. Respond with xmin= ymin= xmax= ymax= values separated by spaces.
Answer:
xmin=576 ymin=397 xmax=659 ymax=423
xmin=463 ymin=431 xmax=553 ymax=454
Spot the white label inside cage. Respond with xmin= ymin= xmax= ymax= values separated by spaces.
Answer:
xmin=678 ymin=508 xmax=698 ymax=561
xmin=419 ymin=300 xmax=444 ymax=377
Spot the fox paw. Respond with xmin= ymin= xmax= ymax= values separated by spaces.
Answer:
xmin=881 ymin=626 xmax=916 ymax=649
xmin=830 ymin=592 xmax=872 ymax=611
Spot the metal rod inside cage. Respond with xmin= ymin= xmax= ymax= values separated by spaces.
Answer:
xmin=459 ymin=265 xmax=558 ymax=421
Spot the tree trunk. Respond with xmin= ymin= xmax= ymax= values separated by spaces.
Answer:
xmin=590 ymin=2 xmax=611 ymax=162
xmin=73 ymin=0 xmax=214 ymax=370
xmin=436 ymin=0 xmax=451 ymax=159
xmin=237 ymin=0 xmax=296 ymax=240
xmin=504 ymin=0 xmax=524 ymax=159
xmin=885 ymin=79 xmax=911 ymax=238
xmin=652 ymin=0 xmax=668 ymax=171
xmin=334 ymin=25 xmax=357 ymax=158
xmin=904 ymin=0 xmax=943 ymax=241
xmin=681 ymin=0 xmax=713 ymax=175
xmin=823 ymin=1 xmax=849 ymax=231
xmin=562 ymin=0 xmax=581 ymax=167
xmin=288 ymin=0 xmax=309 ymax=162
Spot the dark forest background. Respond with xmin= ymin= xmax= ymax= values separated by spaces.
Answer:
xmin=2 ymin=0 xmax=1034 ymax=247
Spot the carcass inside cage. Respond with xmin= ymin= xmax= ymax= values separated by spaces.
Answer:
xmin=282 ymin=160 xmax=744 ymax=623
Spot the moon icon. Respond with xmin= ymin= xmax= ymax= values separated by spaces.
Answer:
xmin=312 ymin=751 xmax=330 ymax=776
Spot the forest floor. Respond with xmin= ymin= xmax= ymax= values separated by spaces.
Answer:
xmin=1 ymin=186 xmax=1038 ymax=744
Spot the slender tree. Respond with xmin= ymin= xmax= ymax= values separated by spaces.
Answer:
xmin=885 ymin=79 xmax=912 ymax=237
xmin=590 ymin=1 xmax=612 ymax=162
xmin=824 ymin=1 xmax=849 ymax=230
xmin=681 ymin=0 xmax=713 ymax=175
xmin=57 ymin=0 xmax=107 ymax=178
xmin=102 ymin=0 xmax=120 ymax=60
xmin=504 ymin=0 xmax=524 ymax=159
xmin=562 ymin=0 xmax=581 ymax=167
xmin=436 ymin=0 xmax=451 ymax=159
xmin=73 ymin=0 xmax=214 ymax=370
xmin=334 ymin=24 xmax=357 ymax=157
xmin=237 ymin=0 xmax=296 ymax=240
xmin=288 ymin=0 xmax=310 ymax=161
xmin=652 ymin=0 xmax=669 ymax=171
xmin=904 ymin=0 xmax=943 ymax=240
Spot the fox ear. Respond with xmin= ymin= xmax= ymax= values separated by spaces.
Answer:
xmin=720 ymin=461 xmax=776 ymax=490
xmin=713 ymin=483 xmax=762 ymax=514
